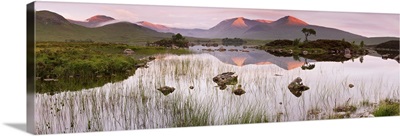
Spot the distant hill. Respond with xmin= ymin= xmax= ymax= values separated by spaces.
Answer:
xmin=136 ymin=21 xmax=207 ymax=37
xmin=352 ymin=37 xmax=400 ymax=46
xmin=375 ymin=40 xmax=399 ymax=50
xmin=136 ymin=21 xmax=172 ymax=32
xmin=135 ymin=16 xmax=371 ymax=43
xmin=46 ymin=10 xmax=398 ymax=45
xmin=36 ymin=10 xmax=172 ymax=44
xmin=241 ymin=16 xmax=366 ymax=41
xmin=68 ymin=15 xmax=116 ymax=28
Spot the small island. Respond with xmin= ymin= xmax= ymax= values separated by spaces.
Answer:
xmin=257 ymin=28 xmax=368 ymax=62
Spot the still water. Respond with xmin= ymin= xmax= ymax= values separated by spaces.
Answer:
xmin=35 ymin=45 xmax=399 ymax=134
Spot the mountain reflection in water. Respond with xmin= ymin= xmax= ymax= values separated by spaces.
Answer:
xmin=190 ymin=45 xmax=316 ymax=70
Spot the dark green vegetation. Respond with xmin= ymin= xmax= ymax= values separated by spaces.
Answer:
xmin=152 ymin=33 xmax=189 ymax=48
xmin=263 ymin=39 xmax=364 ymax=52
xmin=221 ymin=38 xmax=247 ymax=45
xmin=301 ymin=28 xmax=316 ymax=42
xmin=375 ymin=40 xmax=399 ymax=50
xmin=259 ymin=37 xmax=368 ymax=62
xmin=373 ymin=99 xmax=400 ymax=117
xmin=36 ymin=42 xmax=190 ymax=94
xmin=36 ymin=10 xmax=172 ymax=45
xmin=373 ymin=40 xmax=400 ymax=63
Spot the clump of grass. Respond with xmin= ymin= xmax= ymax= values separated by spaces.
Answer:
xmin=327 ymin=113 xmax=350 ymax=119
xmin=333 ymin=98 xmax=357 ymax=113
xmin=360 ymin=100 xmax=373 ymax=106
xmin=373 ymin=99 xmax=400 ymax=117
xmin=226 ymin=110 xmax=268 ymax=124
xmin=170 ymin=96 xmax=212 ymax=127
xmin=333 ymin=105 xmax=357 ymax=113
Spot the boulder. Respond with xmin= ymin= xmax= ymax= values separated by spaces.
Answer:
xmin=289 ymin=49 xmax=293 ymax=54
xmin=288 ymin=77 xmax=309 ymax=97
xmin=217 ymin=47 xmax=226 ymax=52
xmin=302 ymin=50 xmax=308 ymax=55
xmin=148 ymin=56 xmax=156 ymax=61
xmin=157 ymin=86 xmax=175 ymax=96
xmin=228 ymin=49 xmax=239 ymax=52
xmin=344 ymin=48 xmax=351 ymax=54
xmin=344 ymin=53 xmax=352 ymax=58
xmin=213 ymin=72 xmax=238 ymax=90
xmin=123 ymin=49 xmax=134 ymax=55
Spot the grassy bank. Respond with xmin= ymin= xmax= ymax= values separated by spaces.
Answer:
xmin=35 ymin=41 xmax=191 ymax=94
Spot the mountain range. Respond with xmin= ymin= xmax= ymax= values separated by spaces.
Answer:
xmin=36 ymin=10 xmax=399 ymax=45
xmin=35 ymin=10 xmax=173 ymax=44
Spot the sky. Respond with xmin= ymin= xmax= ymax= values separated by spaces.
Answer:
xmin=35 ymin=1 xmax=400 ymax=37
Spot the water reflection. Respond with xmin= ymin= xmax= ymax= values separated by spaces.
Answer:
xmin=35 ymin=45 xmax=400 ymax=134
xmin=189 ymin=45 xmax=313 ymax=70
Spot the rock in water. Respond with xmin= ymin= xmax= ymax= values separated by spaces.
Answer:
xmin=123 ymin=49 xmax=134 ymax=55
xmin=148 ymin=56 xmax=156 ymax=61
xmin=135 ymin=63 xmax=148 ymax=68
xmin=288 ymin=77 xmax=309 ymax=97
xmin=233 ymin=85 xmax=246 ymax=96
xmin=349 ymin=84 xmax=354 ymax=88
xmin=344 ymin=48 xmax=351 ymax=54
xmin=302 ymin=50 xmax=308 ymax=55
xmin=157 ymin=86 xmax=175 ymax=96
xmin=213 ymin=72 xmax=238 ymax=90
xmin=219 ymin=85 xmax=227 ymax=90
xmin=189 ymin=86 xmax=194 ymax=89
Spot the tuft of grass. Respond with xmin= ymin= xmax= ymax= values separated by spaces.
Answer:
xmin=373 ymin=99 xmax=400 ymax=117
xmin=333 ymin=105 xmax=357 ymax=113
xmin=225 ymin=110 xmax=268 ymax=124
xmin=360 ymin=100 xmax=373 ymax=106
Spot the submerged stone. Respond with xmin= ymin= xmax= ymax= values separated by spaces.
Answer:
xmin=288 ymin=77 xmax=310 ymax=97
xmin=157 ymin=86 xmax=175 ymax=96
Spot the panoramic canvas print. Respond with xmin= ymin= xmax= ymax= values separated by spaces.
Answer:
xmin=28 ymin=1 xmax=399 ymax=134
